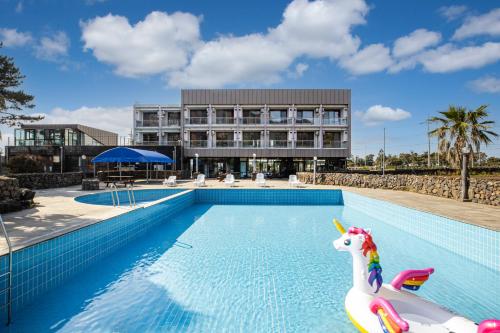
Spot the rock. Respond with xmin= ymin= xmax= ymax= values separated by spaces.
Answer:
xmin=296 ymin=172 xmax=499 ymax=207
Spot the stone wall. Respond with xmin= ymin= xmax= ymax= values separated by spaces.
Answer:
xmin=297 ymin=172 xmax=500 ymax=206
xmin=9 ymin=172 xmax=83 ymax=190
xmin=0 ymin=176 xmax=35 ymax=213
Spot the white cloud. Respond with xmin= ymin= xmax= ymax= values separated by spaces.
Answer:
xmin=356 ymin=105 xmax=411 ymax=126
xmin=38 ymin=106 xmax=132 ymax=137
xmin=34 ymin=31 xmax=70 ymax=61
xmin=393 ymin=29 xmax=441 ymax=58
xmin=293 ymin=63 xmax=309 ymax=78
xmin=170 ymin=0 xmax=369 ymax=86
xmin=418 ymin=42 xmax=500 ymax=73
xmin=15 ymin=1 xmax=23 ymax=13
xmin=468 ymin=76 xmax=500 ymax=94
xmin=339 ymin=43 xmax=393 ymax=75
xmin=169 ymin=34 xmax=293 ymax=87
xmin=453 ymin=8 xmax=500 ymax=40
xmin=269 ymin=0 xmax=368 ymax=60
xmin=438 ymin=5 xmax=467 ymax=21
xmin=81 ymin=11 xmax=201 ymax=77
xmin=0 ymin=28 xmax=32 ymax=47
xmin=82 ymin=0 xmax=369 ymax=86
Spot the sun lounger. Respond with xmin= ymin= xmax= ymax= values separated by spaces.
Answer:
xmin=224 ymin=174 xmax=235 ymax=187
xmin=193 ymin=174 xmax=206 ymax=187
xmin=163 ymin=176 xmax=177 ymax=187
xmin=255 ymin=173 xmax=266 ymax=187
xmin=288 ymin=175 xmax=303 ymax=187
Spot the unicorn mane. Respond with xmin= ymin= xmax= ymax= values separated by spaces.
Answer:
xmin=348 ymin=227 xmax=383 ymax=293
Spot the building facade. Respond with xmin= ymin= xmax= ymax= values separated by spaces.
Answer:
xmin=132 ymin=104 xmax=182 ymax=146
xmin=181 ymin=89 xmax=351 ymax=177
xmin=7 ymin=124 xmax=119 ymax=172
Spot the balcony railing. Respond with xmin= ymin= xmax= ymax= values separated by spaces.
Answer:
xmin=296 ymin=140 xmax=315 ymax=148
xmin=241 ymin=117 xmax=261 ymax=125
xmin=141 ymin=119 xmax=159 ymax=127
xmin=268 ymin=118 xmax=291 ymax=125
xmin=323 ymin=141 xmax=347 ymax=148
xmin=214 ymin=140 xmax=236 ymax=147
xmin=15 ymin=139 xmax=65 ymax=146
xmin=295 ymin=117 xmax=315 ymax=124
xmin=322 ymin=118 xmax=347 ymax=125
xmin=167 ymin=119 xmax=180 ymax=126
xmin=140 ymin=140 xmax=160 ymax=145
xmin=269 ymin=140 xmax=289 ymax=148
xmin=215 ymin=117 xmax=235 ymax=125
xmin=165 ymin=140 xmax=182 ymax=146
xmin=241 ymin=140 xmax=261 ymax=148
xmin=188 ymin=117 xmax=208 ymax=125
xmin=189 ymin=140 xmax=208 ymax=148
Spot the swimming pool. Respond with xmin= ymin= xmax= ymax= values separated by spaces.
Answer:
xmin=2 ymin=189 xmax=499 ymax=332
xmin=75 ymin=188 xmax=184 ymax=206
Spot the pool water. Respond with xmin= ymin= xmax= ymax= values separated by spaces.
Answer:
xmin=8 ymin=204 xmax=500 ymax=332
xmin=75 ymin=189 xmax=184 ymax=206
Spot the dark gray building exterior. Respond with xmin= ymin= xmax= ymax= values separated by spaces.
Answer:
xmin=181 ymin=89 xmax=351 ymax=177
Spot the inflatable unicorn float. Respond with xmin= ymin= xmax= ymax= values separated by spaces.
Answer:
xmin=332 ymin=219 xmax=500 ymax=333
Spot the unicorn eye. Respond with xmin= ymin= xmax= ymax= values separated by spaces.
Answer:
xmin=344 ymin=239 xmax=351 ymax=246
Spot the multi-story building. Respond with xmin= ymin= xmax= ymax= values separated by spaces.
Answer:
xmin=132 ymin=104 xmax=182 ymax=146
xmin=181 ymin=89 xmax=350 ymax=177
xmin=132 ymin=89 xmax=351 ymax=178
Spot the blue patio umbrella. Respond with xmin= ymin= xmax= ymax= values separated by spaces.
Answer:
xmin=92 ymin=147 xmax=174 ymax=179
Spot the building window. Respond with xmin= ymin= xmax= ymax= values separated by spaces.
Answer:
xmin=215 ymin=109 xmax=234 ymax=124
xmin=242 ymin=109 xmax=261 ymax=124
xmin=167 ymin=133 xmax=180 ymax=145
xmin=190 ymin=131 xmax=207 ymax=147
xmin=189 ymin=109 xmax=208 ymax=124
xmin=296 ymin=110 xmax=314 ymax=124
xmin=269 ymin=132 xmax=288 ymax=148
xmin=269 ymin=110 xmax=288 ymax=124
xmin=142 ymin=133 xmax=158 ymax=145
xmin=215 ymin=132 xmax=235 ymax=147
xmin=167 ymin=113 xmax=180 ymax=126
xmin=296 ymin=132 xmax=314 ymax=148
xmin=143 ymin=112 xmax=159 ymax=127
xmin=242 ymin=131 xmax=261 ymax=147
xmin=323 ymin=131 xmax=342 ymax=148
xmin=323 ymin=110 xmax=344 ymax=125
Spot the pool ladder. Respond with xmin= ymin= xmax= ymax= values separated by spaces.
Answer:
xmin=0 ymin=214 xmax=12 ymax=326
xmin=110 ymin=184 xmax=136 ymax=207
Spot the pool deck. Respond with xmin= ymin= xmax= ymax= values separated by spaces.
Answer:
xmin=0 ymin=179 xmax=498 ymax=255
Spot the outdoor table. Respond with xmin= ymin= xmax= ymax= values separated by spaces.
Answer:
xmin=105 ymin=176 xmax=134 ymax=187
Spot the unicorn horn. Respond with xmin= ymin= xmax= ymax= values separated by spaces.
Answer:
xmin=333 ymin=219 xmax=346 ymax=235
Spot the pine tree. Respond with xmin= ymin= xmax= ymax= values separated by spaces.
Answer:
xmin=0 ymin=43 xmax=43 ymax=136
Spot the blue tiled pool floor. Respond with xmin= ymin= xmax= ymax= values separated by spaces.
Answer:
xmin=7 ymin=203 xmax=500 ymax=332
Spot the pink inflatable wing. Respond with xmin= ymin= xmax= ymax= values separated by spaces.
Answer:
xmin=370 ymin=297 xmax=409 ymax=332
xmin=391 ymin=268 xmax=434 ymax=291
xmin=478 ymin=320 xmax=500 ymax=333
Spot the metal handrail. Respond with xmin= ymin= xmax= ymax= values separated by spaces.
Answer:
xmin=126 ymin=184 xmax=136 ymax=207
xmin=0 ymin=215 xmax=12 ymax=325
xmin=110 ymin=184 xmax=120 ymax=207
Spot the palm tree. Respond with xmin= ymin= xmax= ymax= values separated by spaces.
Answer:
xmin=428 ymin=105 xmax=498 ymax=168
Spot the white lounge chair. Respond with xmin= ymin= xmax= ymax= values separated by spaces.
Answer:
xmin=163 ymin=176 xmax=177 ymax=187
xmin=224 ymin=174 xmax=235 ymax=187
xmin=288 ymin=175 xmax=303 ymax=187
xmin=193 ymin=174 xmax=206 ymax=187
xmin=255 ymin=173 xmax=266 ymax=187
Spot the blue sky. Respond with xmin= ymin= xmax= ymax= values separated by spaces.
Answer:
xmin=0 ymin=0 xmax=499 ymax=157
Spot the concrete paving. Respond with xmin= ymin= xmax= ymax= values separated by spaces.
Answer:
xmin=0 ymin=179 xmax=498 ymax=255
